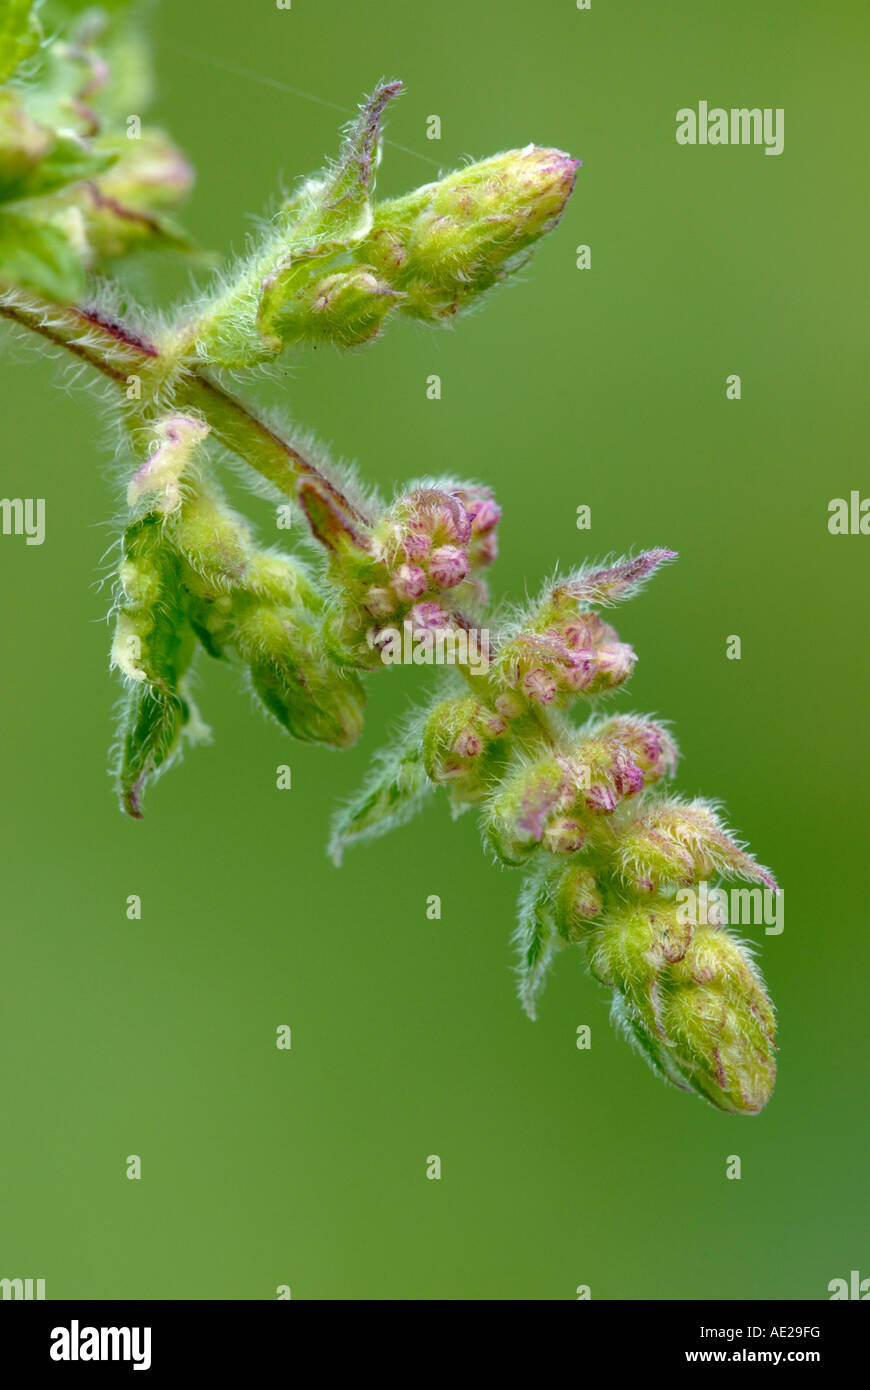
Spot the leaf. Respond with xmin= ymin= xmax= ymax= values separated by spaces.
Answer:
xmin=558 ymin=549 xmax=678 ymax=607
xmin=0 ymin=0 xmax=41 ymax=83
xmin=0 ymin=130 xmax=116 ymax=204
xmin=256 ymin=82 xmax=403 ymax=348
xmin=0 ymin=207 xmax=84 ymax=299
xmin=118 ymin=685 xmax=186 ymax=819
xmin=113 ymin=516 xmax=200 ymax=817
xmin=328 ymin=710 xmax=433 ymax=865
xmin=281 ymin=80 xmax=403 ymax=245
xmin=513 ymin=871 xmax=562 ymax=1020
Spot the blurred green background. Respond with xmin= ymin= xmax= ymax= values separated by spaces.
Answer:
xmin=1 ymin=0 xmax=868 ymax=1300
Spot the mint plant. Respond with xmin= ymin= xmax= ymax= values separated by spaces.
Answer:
xmin=0 ymin=2 xmax=778 ymax=1114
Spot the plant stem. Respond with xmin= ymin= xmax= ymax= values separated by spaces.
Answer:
xmin=0 ymin=288 xmax=370 ymax=524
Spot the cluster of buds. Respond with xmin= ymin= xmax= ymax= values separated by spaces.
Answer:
xmin=193 ymin=83 xmax=578 ymax=367
xmin=335 ymin=536 xmax=779 ymax=1114
xmin=614 ymin=798 xmax=777 ymax=895
xmin=505 ymin=757 xmax=778 ymax=1110
xmin=111 ymin=415 xmax=366 ymax=814
xmin=491 ymin=551 xmax=676 ymax=711
xmin=482 ymin=714 xmax=677 ymax=864
xmin=319 ymin=480 xmax=501 ymax=667
xmin=587 ymin=898 xmax=777 ymax=1114
xmin=422 ymin=692 xmax=516 ymax=811
xmin=496 ymin=610 xmax=635 ymax=707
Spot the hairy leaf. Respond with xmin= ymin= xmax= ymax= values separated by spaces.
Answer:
xmin=329 ymin=712 xmax=433 ymax=865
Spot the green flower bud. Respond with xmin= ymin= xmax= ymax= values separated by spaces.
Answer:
xmin=554 ymin=863 xmax=603 ymax=940
xmin=357 ymin=146 xmax=579 ymax=321
xmin=588 ymin=899 xmax=776 ymax=1114
xmin=262 ymin=266 xmax=401 ymax=349
xmin=235 ymin=603 xmax=365 ymax=749
xmin=482 ymin=754 xmax=574 ymax=865
xmin=96 ymin=129 xmax=193 ymax=213
xmin=0 ymin=90 xmax=52 ymax=195
xmin=615 ymin=797 xmax=777 ymax=894
xmin=423 ymin=693 xmax=506 ymax=811
xmin=161 ymin=475 xmax=362 ymax=747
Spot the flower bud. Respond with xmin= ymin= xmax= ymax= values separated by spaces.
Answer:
xmin=542 ymin=817 xmax=587 ymax=855
xmin=127 ymin=414 xmax=210 ymax=516
xmin=588 ymin=899 xmax=776 ymax=1113
xmin=235 ymin=605 xmax=365 ymax=749
xmin=428 ymin=544 xmax=469 ymax=590
xmin=495 ymin=610 xmax=636 ymax=709
xmin=69 ymin=127 xmax=195 ymax=259
xmin=393 ymin=563 xmax=428 ymax=602
xmin=423 ymin=694 xmax=504 ymax=809
xmin=97 ymin=129 xmax=193 ymax=211
xmin=615 ymin=798 xmax=777 ymax=893
xmin=265 ymin=267 xmax=401 ymax=349
xmin=363 ymin=585 xmax=397 ymax=620
xmin=358 ymin=146 xmax=579 ymax=320
xmin=482 ymin=755 xmax=575 ymax=864
xmin=591 ymin=714 xmax=679 ymax=783
xmin=0 ymin=91 xmax=52 ymax=196
xmin=554 ymin=864 xmax=604 ymax=940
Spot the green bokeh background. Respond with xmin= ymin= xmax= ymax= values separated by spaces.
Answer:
xmin=1 ymin=0 xmax=867 ymax=1300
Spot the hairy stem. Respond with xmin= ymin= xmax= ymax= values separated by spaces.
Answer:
xmin=0 ymin=288 xmax=369 ymax=525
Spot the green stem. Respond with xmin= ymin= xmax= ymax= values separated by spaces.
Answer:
xmin=0 ymin=288 xmax=370 ymax=525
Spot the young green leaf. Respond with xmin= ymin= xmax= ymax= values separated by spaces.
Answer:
xmin=514 ymin=870 xmax=562 ymax=1021
xmin=0 ymin=0 xmax=41 ymax=84
xmin=329 ymin=712 xmax=433 ymax=865
xmin=0 ymin=206 xmax=85 ymax=299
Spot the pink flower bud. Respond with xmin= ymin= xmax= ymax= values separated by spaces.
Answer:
xmin=411 ymin=488 xmax=472 ymax=545
xmin=454 ymin=728 xmax=483 ymax=758
xmin=466 ymin=496 xmax=501 ymax=534
xmin=400 ymin=529 xmax=432 ymax=563
xmin=408 ymin=601 xmax=450 ymax=632
xmin=585 ymin=784 xmax=618 ymax=815
xmin=393 ymin=564 xmax=428 ymax=601
xmin=521 ymin=668 xmax=557 ymax=705
xmin=494 ymin=692 xmax=525 ymax=721
xmin=428 ymin=544 xmax=469 ymax=590
xmin=596 ymin=640 xmax=637 ymax=686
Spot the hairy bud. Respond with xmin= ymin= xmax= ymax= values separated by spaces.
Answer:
xmin=615 ymin=797 xmax=777 ymax=894
xmin=588 ymin=899 xmax=776 ymax=1114
xmin=358 ymin=146 xmax=579 ymax=320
